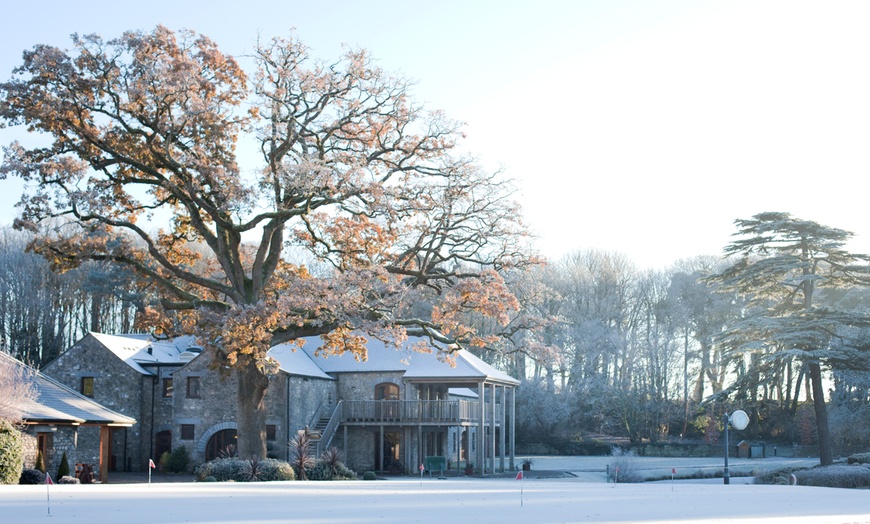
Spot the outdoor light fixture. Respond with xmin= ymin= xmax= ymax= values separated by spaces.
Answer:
xmin=723 ymin=409 xmax=749 ymax=485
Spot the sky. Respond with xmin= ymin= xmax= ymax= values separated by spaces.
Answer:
xmin=1 ymin=0 xmax=869 ymax=269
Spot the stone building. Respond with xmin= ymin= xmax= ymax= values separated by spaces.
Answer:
xmin=2 ymin=352 xmax=135 ymax=482
xmin=42 ymin=332 xmax=521 ymax=475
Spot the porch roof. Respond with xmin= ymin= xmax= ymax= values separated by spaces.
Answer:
xmin=1 ymin=353 xmax=136 ymax=427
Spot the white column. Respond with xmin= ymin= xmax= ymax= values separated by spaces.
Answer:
xmin=476 ymin=380 xmax=485 ymax=475
xmin=499 ymin=385 xmax=506 ymax=472
xmin=489 ymin=383 xmax=496 ymax=474
xmin=510 ymin=386 xmax=516 ymax=470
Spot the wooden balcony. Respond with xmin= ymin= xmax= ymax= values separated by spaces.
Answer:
xmin=338 ymin=400 xmax=502 ymax=426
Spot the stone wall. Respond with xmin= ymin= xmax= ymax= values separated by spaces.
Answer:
xmin=21 ymin=426 xmax=78 ymax=476
xmin=173 ymin=351 xmax=297 ymax=466
xmin=42 ymin=334 xmax=145 ymax=470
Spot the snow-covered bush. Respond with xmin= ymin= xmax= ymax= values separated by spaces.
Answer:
xmin=794 ymin=464 xmax=870 ymax=489
xmin=608 ymin=447 xmax=642 ymax=483
xmin=194 ymin=458 xmax=294 ymax=482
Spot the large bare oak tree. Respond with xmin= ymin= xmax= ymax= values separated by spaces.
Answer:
xmin=0 ymin=27 xmax=534 ymax=459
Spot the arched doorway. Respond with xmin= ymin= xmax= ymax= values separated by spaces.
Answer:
xmin=205 ymin=429 xmax=237 ymax=461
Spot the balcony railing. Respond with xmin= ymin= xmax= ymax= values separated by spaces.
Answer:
xmin=339 ymin=399 xmax=501 ymax=425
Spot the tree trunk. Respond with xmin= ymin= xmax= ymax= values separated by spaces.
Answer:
xmin=236 ymin=362 xmax=269 ymax=460
xmin=808 ymin=362 xmax=833 ymax=466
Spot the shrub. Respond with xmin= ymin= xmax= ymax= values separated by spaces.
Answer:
xmin=308 ymin=448 xmax=356 ymax=480
xmin=19 ymin=468 xmax=44 ymax=484
xmin=363 ymin=471 xmax=377 ymax=480
xmin=609 ymin=447 xmax=642 ymax=483
xmin=58 ymin=475 xmax=80 ymax=485
xmin=289 ymin=433 xmax=315 ymax=480
xmin=194 ymin=458 xmax=295 ymax=482
xmin=754 ymin=467 xmax=803 ymax=485
xmin=165 ymin=445 xmax=190 ymax=473
xmin=0 ymin=419 xmax=25 ymax=485
xmin=847 ymin=452 xmax=870 ymax=465
xmin=793 ymin=465 xmax=870 ymax=489
xmin=57 ymin=451 xmax=70 ymax=479
xmin=241 ymin=457 xmax=262 ymax=482
xmin=34 ymin=450 xmax=46 ymax=473
xmin=309 ymin=461 xmax=334 ymax=481
xmin=158 ymin=451 xmax=171 ymax=471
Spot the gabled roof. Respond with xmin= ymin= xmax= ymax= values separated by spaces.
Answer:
xmin=1 ymin=353 xmax=136 ymax=426
xmin=297 ymin=336 xmax=521 ymax=386
xmin=90 ymin=332 xmax=198 ymax=375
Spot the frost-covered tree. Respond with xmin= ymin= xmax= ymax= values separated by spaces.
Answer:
xmin=0 ymin=353 xmax=36 ymax=422
xmin=0 ymin=27 xmax=533 ymax=459
xmin=710 ymin=212 xmax=870 ymax=466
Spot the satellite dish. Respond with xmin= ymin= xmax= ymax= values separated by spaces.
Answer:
xmin=730 ymin=410 xmax=749 ymax=431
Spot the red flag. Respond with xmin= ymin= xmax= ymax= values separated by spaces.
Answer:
xmin=419 ymin=463 xmax=424 ymax=472
xmin=45 ymin=472 xmax=53 ymax=485
xmin=672 ymin=468 xmax=676 ymax=474
xmin=149 ymin=459 xmax=156 ymax=469
xmin=515 ymin=470 xmax=523 ymax=480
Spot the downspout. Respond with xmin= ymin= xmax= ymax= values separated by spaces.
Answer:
xmin=150 ymin=375 xmax=156 ymax=466
xmin=286 ymin=373 xmax=291 ymax=461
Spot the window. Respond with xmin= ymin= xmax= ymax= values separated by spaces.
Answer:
xmin=81 ymin=377 xmax=95 ymax=397
xmin=180 ymin=424 xmax=195 ymax=440
xmin=162 ymin=378 xmax=173 ymax=398
xmin=266 ymin=424 xmax=276 ymax=442
xmin=186 ymin=377 xmax=201 ymax=398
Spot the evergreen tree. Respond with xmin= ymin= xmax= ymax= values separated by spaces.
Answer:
xmin=57 ymin=451 xmax=70 ymax=479
xmin=34 ymin=450 xmax=45 ymax=473
xmin=710 ymin=212 xmax=870 ymax=465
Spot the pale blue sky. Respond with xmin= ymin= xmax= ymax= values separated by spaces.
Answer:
xmin=1 ymin=1 xmax=869 ymax=268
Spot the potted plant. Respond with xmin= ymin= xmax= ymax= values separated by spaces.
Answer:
xmin=522 ymin=458 xmax=533 ymax=471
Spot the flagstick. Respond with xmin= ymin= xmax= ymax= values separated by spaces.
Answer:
xmin=46 ymin=475 xmax=51 ymax=516
xmin=520 ymin=475 xmax=524 ymax=507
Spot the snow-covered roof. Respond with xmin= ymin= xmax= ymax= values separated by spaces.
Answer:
xmin=1 ymin=352 xmax=136 ymax=426
xmin=298 ymin=336 xmax=520 ymax=386
xmin=90 ymin=332 xmax=201 ymax=375
xmin=267 ymin=343 xmax=334 ymax=380
xmin=83 ymin=332 xmax=519 ymax=386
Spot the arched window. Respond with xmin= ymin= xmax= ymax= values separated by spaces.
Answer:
xmin=374 ymin=383 xmax=399 ymax=400
xmin=375 ymin=383 xmax=400 ymax=420
xmin=205 ymin=429 xmax=237 ymax=461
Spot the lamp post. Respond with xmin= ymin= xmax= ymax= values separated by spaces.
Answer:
xmin=723 ymin=409 xmax=749 ymax=485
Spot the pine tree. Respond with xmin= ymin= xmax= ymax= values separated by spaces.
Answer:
xmin=57 ymin=451 xmax=70 ymax=479
xmin=710 ymin=212 xmax=870 ymax=466
xmin=34 ymin=450 xmax=45 ymax=473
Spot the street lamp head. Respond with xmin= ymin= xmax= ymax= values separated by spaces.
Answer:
xmin=729 ymin=409 xmax=749 ymax=431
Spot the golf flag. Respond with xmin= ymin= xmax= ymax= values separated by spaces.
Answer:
xmin=672 ymin=467 xmax=676 ymax=474
xmin=516 ymin=470 xmax=523 ymax=480
xmin=149 ymin=458 xmax=156 ymax=469
xmin=45 ymin=472 xmax=53 ymax=516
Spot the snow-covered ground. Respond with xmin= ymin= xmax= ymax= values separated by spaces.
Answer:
xmin=3 ymin=474 xmax=869 ymax=523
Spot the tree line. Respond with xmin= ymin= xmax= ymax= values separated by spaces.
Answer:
xmin=493 ymin=214 xmax=870 ymax=463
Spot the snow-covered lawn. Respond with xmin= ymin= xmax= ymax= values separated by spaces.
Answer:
xmin=2 ymin=475 xmax=869 ymax=524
